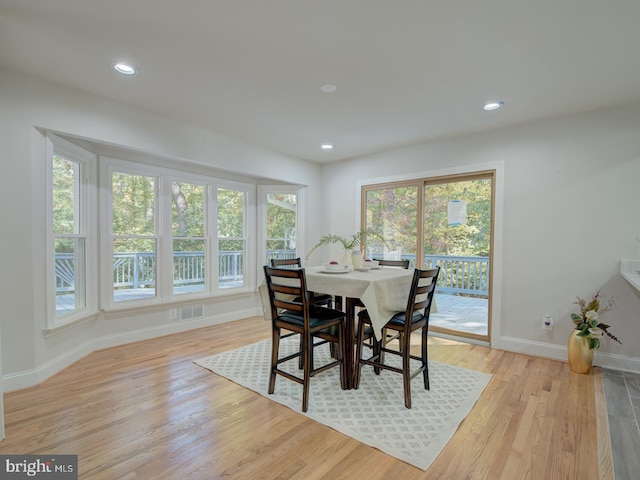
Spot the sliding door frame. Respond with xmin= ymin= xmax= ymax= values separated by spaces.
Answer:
xmin=357 ymin=162 xmax=504 ymax=347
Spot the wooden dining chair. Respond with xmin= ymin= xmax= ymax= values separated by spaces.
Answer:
xmin=263 ymin=266 xmax=346 ymax=412
xmin=270 ymin=258 xmax=334 ymax=308
xmin=372 ymin=257 xmax=410 ymax=347
xmin=354 ymin=267 xmax=440 ymax=409
xmin=373 ymin=258 xmax=410 ymax=269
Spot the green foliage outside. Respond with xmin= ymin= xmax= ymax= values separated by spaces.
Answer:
xmin=112 ymin=172 xmax=156 ymax=253
xmin=172 ymin=182 xmax=205 ymax=238
xmin=365 ymin=178 xmax=491 ymax=258
xmin=365 ymin=186 xmax=418 ymax=256
xmin=52 ymin=155 xmax=76 ymax=237
xmin=266 ymin=193 xmax=297 ymax=251
xmin=424 ymin=179 xmax=491 ymax=256
xmin=53 ymin=163 xmax=247 ymax=254
xmin=217 ymin=188 xmax=245 ymax=251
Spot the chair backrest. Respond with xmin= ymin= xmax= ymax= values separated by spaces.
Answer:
xmin=403 ymin=267 xmax=440 ymax=331
xmin=270 ymin=257 xmax=302 ymax=268
xmin=374 ymin=258 xmax=410 ymax=269
xmin=263 ymin=266 xmax=310 ymax=323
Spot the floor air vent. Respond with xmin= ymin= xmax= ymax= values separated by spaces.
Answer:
xmin=180 ymin=304 xmax=204 ymax=321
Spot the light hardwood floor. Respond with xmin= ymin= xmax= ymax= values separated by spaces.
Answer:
xmin=1 ymin=316 xmax=612 ymax=479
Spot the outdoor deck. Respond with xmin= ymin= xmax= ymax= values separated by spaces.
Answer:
xmin=431 ymin=294 xmax=488 ymax=336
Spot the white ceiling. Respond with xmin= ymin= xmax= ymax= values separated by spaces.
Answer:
xmin=2 ymin=0 xmax=640 ymax=163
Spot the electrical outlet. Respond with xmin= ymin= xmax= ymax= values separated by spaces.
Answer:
xmin=542 ymin=314 xmax=553 ymax=330
xmin=169 ymin=308 xmax=178 ymax=320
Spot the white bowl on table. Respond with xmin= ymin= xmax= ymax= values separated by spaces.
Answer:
xmin=323 ymin=263 xmax=353 ymax=273
xmin=362 ymin=259 xmax=379 ymax=268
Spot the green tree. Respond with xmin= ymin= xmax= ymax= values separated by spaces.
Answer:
xmin=364 ymin=177 xmax=491 ymax=260
xmin=424 ymin=179 xmax=491 ymax=256
xmin=52 ymin=155 xmax=76 ymax=252
xmin=266 ymin=193 xmax=296 ymax=251
xmin=218 ymin=188 xmax=245 ymax=251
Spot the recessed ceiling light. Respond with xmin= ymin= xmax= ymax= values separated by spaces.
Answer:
xmin=483 ymin=101 xmax=504 ymax=111
xmin=320 ymin=84 xmax=337 ymax=93
xmin=321 ymin=144 xmax=334 ymax=150
xmin=113 ymin=63 xmax=137 ymax=75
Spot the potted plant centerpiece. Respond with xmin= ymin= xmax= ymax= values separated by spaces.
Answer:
xmin=568 ymin=290 xmax=621 ymax=374
xmin=306 ymin=227 xmax=388 ymax=268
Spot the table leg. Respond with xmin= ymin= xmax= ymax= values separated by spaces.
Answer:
xmin=344 ymin=297 xmax=360 ymax=389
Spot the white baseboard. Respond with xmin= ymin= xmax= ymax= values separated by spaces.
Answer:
xmin=498 ymin=336 xmax=640 ymax=373
xmin=2 ymin=308 xmax=261 ymax=392
xmin=3 ymin=342 xmax=97 ymax=392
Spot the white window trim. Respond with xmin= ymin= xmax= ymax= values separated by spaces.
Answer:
xmin=162 ymin=175 xmax=210 ymax=299
xmin=100 ymin=157 xmax=161 ymax=310
xmin=214 ymin=180 xmax=256 ymax=295
xmin=100 ymin=157 xmax=257 ymax=311
xmin=45 ymin=133 xmax=98 ymax=329
xmin=256 ymin=185 xmax=306 ymax=284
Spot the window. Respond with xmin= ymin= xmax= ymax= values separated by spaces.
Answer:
xmin=257 ymin=186 xmax=305 ymax=275
xmin=266 ymin=193 xmax=298 ymax=263
xmin=363 ymin=183 xmax=419 ymax=265
xmin=101 ymin=158 xmax=254 ymax=307
xmin=217 ymin=187 xmax=247 ymax=289
xmin=110 ymin=171 xmax=157 ymax=303
xmin=171 ymin=181 xmax=207 ymax=295
xmin=46 ymin=134 xmax=97 ymax=327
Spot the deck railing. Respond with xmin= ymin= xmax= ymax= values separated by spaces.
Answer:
xmin=424 ymin=255 xmax=489 ymax=296
xmin=56 ymin=251 xmax=488 ymax=296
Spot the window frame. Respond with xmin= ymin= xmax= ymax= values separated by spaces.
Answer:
xmin=164 ymin=176 xmax=210 ymax=298
xmin=257 ymin=185 xmax=306 ymax=280
xmin=100 ymin=157 xmax=256 ymax=310
xmin=359 ymin=168 xmax=498 ymax=344
xmin=214 ymin=182 xmax=255 ymax=294
xmin=103 ymin=161 xmax=160 ymax=309
xmin=45 ymin=134 xmax=98 ymax=329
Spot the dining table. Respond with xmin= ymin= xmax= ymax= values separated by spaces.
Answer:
xmin=260 ymin=264 xmax=416 ymax=388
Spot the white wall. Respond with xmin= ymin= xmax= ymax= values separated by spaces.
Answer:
xmin=0 ymin=68 xmax=322 ymax=390
xmin=319 ymin=104 xmax=640 ymax=371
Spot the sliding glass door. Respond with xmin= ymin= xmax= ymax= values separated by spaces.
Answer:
xmin=362 ymin=182 xmax=419 ymax=263
xmin=423 ymin=174 xmax=493 ymax=340
xmin=362 ymin=171 xmax=494 ymax=343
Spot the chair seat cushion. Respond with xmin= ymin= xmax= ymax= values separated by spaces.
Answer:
xmin=276 ymin=306 xmax=343 ymax=328
xmin=358 ymin=308 xmax=424 ymax=326
xmin=387 ymin=310 xmax=425 ymax=326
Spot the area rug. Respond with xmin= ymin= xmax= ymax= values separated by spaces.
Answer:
xmin=195 ymin=337 xmax=492 ymax=471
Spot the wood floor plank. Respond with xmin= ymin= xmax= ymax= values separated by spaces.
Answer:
xmin=1 ymin=316 xmax=611 ymax=479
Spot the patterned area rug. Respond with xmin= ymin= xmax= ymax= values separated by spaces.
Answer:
xmin=195 ymin=337 xmax=492 ymax=471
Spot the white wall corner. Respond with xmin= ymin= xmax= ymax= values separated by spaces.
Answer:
xmin=2 ymin=341 xmax=96 ymax=392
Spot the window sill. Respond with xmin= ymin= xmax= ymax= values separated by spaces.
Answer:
xmin=43 ymin=312 xmax=100 ymax=337
xmin=102 ymin=289 xmax=255 ymax=318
